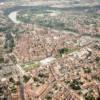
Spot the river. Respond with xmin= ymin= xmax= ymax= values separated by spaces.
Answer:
xmin=6 ymin=4 xmax=100 ymax=24
xmin=5 ymin=4 xmax=100 ymax=40
xmin=6 ymin=5 xmax=49 ymax=24
xmin=8 ymin=11 xmax=21 ymax=24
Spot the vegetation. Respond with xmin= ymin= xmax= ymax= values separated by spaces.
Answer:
xmin=95 ymin=56 xmax=100 ymax=62
xmin=23 ymin=75 xmax=30 ymax=83
xmin=92 ymin=75 xmax=100 ymax=81
xmin=4 ymin=33 xmax=15 ymax=53
xmin=58 ymin=48 xmax=75 ymax=56
xmin=85 ymin=93 xmax=95 ymax=100
xmin=9 ymin=84 xmax=17 ymax=93
xmin=22 ymin=62 xmax=40 ymax=71
xmin=45 ymin=95 xmax=52 ymax=100
xmin=83 ymin=67 xmax=91 ymax=73
xmin=16 ymin=6 xmax=100 ymax=34
xmin=70 ymin=79 xmax=83 ymax=90
xmin=0 ymin=58 xmax=4 ymax=63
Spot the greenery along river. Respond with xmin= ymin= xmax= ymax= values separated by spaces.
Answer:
xmin=4 ymin=5 xmax=100 ymax=39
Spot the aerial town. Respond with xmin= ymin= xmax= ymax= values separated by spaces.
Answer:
xmin=0 ymin=0 xmax=100 ymax=100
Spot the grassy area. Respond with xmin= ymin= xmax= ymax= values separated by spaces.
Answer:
xmin=22 ymin=62 xmax=40 ymax=71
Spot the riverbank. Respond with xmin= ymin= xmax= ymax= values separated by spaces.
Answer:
xmin=8 ymin=11 xmax=21 ymax=24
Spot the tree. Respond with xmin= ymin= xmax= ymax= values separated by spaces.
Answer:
xmin=70 ymin=79 xmax=82 ymax=90
xmin=85 ymin=94 xmax=95 ymax=100
xmin=4 ymin=33 xmax=15 ymax=52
